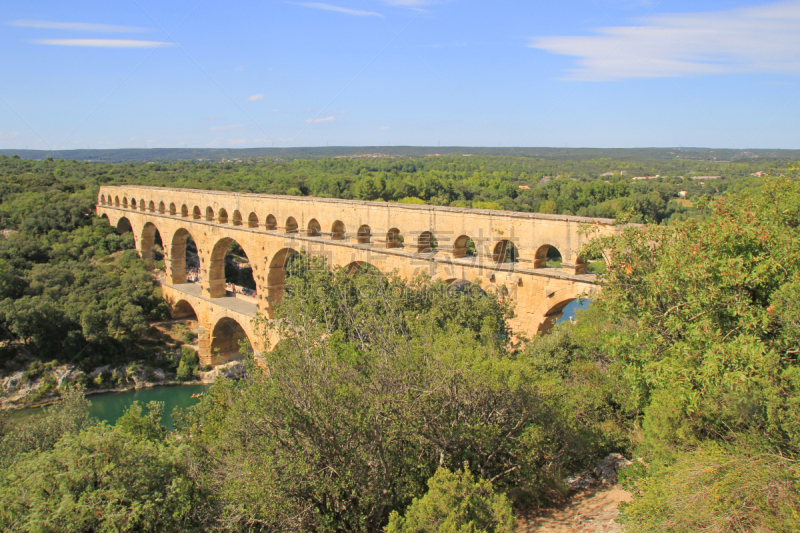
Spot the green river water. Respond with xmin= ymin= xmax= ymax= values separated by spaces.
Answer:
xmin=6 ymin=384 xmax=211 ymax=429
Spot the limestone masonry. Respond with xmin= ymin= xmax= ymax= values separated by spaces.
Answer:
xmin=96 ymin=185 xmax=624 ymax=365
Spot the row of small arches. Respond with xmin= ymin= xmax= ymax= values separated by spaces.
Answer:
xmin=100 ymin=194 xmax=566 ymax=265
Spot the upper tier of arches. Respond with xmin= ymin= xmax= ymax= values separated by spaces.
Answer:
xmin=98 ymin=191 xmax=594 ymax=270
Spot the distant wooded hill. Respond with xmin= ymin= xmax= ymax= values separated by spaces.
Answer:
xmin=2 ymin=146 xmax=800 ymax=163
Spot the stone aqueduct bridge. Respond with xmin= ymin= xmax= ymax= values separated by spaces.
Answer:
xmin=96 ymin=185 xmax=622 ymax=365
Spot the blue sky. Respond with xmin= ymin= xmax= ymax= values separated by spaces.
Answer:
xmin=2 ymin=0 xmax=800 ymax=150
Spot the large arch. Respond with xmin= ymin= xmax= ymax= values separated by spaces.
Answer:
xmin=207 ymin=237 xmax=257 ymax=299
xmin=536 ymin=298 xmax=577 ymax=335
xmin=116 ymin=217 xmax=132 ymax=235
xmin=267 ymin=248 xmax=300 ymax=316
xmin=209 ymin=317 xmax=252 ymax=364
xmin=345 ymin=261 xmax=381 ymax=276
xmin=140 ymin=222 xmax=164 ymax=269
xmin=171 ymin=299 xmax=198 ymax=320
xmin=169 ymin=228 xmax=199 ymax=284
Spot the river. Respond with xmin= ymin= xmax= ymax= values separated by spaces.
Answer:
xmin=5 ymin=384 xmax=211 ymax=429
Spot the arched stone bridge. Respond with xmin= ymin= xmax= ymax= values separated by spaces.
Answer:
xmin=96 ymin=185 xmax=623 ymax=365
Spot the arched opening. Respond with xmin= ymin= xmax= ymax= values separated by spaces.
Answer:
xmin=232 ymin=210 xmax=242 ymax=226
xmin=193 ymin=206 xmax=202 ymax=220
xmin=169 ymin=228 xmax=199 ymax=284
xmin=208 ymin=237 xmax=256 ymax=298
xmin=139 ymin=200 xmax=146 ymax=212
xmin=114 ymin=196 xmax=120 ymax=207
xmin=205 ymin=206 xmax=214 ymax=221
xmin=141 ymin=222 xmax=165 ymax=270
xmin=248 ymin=212 xmax=258 ymax=228
xmin=285 ymin=217 xmax=298 ymax=234
xmin=116 ymin=217 xmax=132 ymax=235
xmin=307 ymin=219 xmax=321 ymax=236
xmin=453 ymin=235 xmax=476 ymax=258
xmin=493 ymin=240 xmax=519 ymax=263
xmin=210 ymin=317 xmax=252 ymax=364
xmin=149 ymin=201 xmax=156 ymax=213
xmin=100 ymin=194 xmax=106 ymax=205
xmin=265 ymin=215 xmax=277 ymax=230
xmin=217 ymin=208 xmax=228 ymax=224
xmin=346 ymin=261 xmax=380 ymax=276
xmin=447 ymin=278 xmax=487 ymax=297
xmin=357 ymin=224 xmax=371 ymax=244
xmin=534 ymin=245 xmax=562 ymax=269
xmin=124 ymin=198 xmax=130 ymax=208
xmin=331 ymin=220 xmax=346 ymax=240
xmin=169 ymin=203 xmax=177 ymax=215
xmin=101 ymin=213 xmax=109 ymax=221
xmin=417 ymin=231 xmax=437 ymax=253
xmin=386 ymin=228 xmax=403 ymax=248
xmin=171 ymin=300 xmax=198 ymax=321
xmin=159 ymin=201 xmax=166 ymax=214
xmin=537 ymin=298 xmax=590 ymax=335
xmin=267 ymin=248 xmax=301 ymax=315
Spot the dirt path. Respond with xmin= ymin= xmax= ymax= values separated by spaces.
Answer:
xmin=516 ymin=485 xmax=632 ymax=533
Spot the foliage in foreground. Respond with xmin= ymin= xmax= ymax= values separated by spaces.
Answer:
xmin=179 ymin=263 xmax=623 ymax=532
xmin=385 ymin=466 xmax=515 ymax=533
xmin=620 ymin=440 xmax=800 ymax=533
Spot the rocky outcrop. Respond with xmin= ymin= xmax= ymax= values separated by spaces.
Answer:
xmin=565 ymin=453 xmax=635 ymax=489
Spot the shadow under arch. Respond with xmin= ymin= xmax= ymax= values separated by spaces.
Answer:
xmin=357 ymin=224 xmax=371 ymax=244
xmin=307 ymin=218 xmax=321 ymax=236
xmin=267 ymin=247 xmax=300 ymax=317
xmin=205 ymin=206 xmax=214 ymax=221
xmin=536 ymin=298 xmax=577 ymax=335
xmin=534 ymin=244 xmax=563 ymax=269
xmin=169 ymin=228 xmax=199 ymax=284
xmin=247 ymin=212 xmax=258 ymax=228
xmin=207 ymin=237 xmax=257 ymax=299
xmin=331 ymin=220 xmax=345 ymax=240
xmin=140 ymin=221 xmax=164 ymax=269
xmin=210 ymin=317 xmax=252 ymax=365
xmin=192 ymin=206 xmax=202 ymax=220
xmin=345 ymin=261 xmax=381 ymax=276
xmin=116 ymin=216 xmax=132 ymax=235
xmin=218 ymin=208 xmax=229 ymax=224
xmin=285 ymin=216 xmax=298 ymax=234
xmin=232 ymin=210 xmax=242 ymax=226
xmin=171 ymin=299 xmax=198 ymax=320
xmin=266 ymin=214 xmax=277 ymax=230
xmin=453 ymin=235 xmax=476 ymax=258
xmin=493 ymin=240 xmax=519 ymax=263
xmin=386 ymin=227 xmax=403 ymax=248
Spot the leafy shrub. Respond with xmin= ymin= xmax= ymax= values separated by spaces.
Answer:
xmin=386 ymin=466 xmax=515 ymax=533
xmin=620 ymin=440 xmax=800 ymax=533
xmin=176 ymin=347 xmax=199 ymax=381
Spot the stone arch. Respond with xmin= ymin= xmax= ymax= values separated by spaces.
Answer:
xmin=124 ymin=197 xmax=130 ymax=208
xmin=331 ymin=220 xmax=346 ymax=240
xmin=307 ymin=219 xmax=321 ymax=236
xmin=267 ymin=248 xmax=300 ymax=315
xmin=265 ymin=214 xmax=277 ymax=230
xmin=209 ymin=317 xmax=252 ymax=365
xmin=386 ymin=228 xmax=402 ymax=248
xmin=357 ymin=224 xmax=371 ymax=244
xmin=346 ymin=261 xmax=380 ymax=276
xmin=100 ymin=213 xmax=109 ymax=221
xmin=207 ymin=237 xmax=257 ymax=299
xmin=171 ymin=299 xmax=198 ymax=320
xmin=148 ymin=201 xmax=156 ymax=213
xmin=416 ymin=231 xmax=437 ymax=253
xmin=169 ymin=228 xmax=199 ymax=284
xmin=534 ymin=244 xmax=563 ymax=269
xmin=232 ymin=210 xmax=242 ymax=226
xmin=536 ymin=298 xmax=577 ymax=335
xmin=453 ymin=235 xmax=476 ymax=258
xmin=247 ymin=212 xmax=258 ymax=228
xmin=493 ymin=240 xmax=519 ymax=263
xmin=159 ymin=201 xmax=166 ymax=214
xmin=114 ymin=196 xmax=120 ymax=207
xmin=285 ymin=217 xmax=298 ymax=234
xmin=139 ymin=199 xmax=146 ymax=211
xmin=140 ymin=222 xmax=164 ymax=269
xmin=100 ymin=194 xmax=106 ymax=205
xmin=192 ymin=206 xmax=201 ymax=220
xmin=169 ymin=203 xmax=177 ymax=215
xmin=217 ymin=208 xmax=228 ymax=224
xmin=116 ymin=216 xmax=132 ymax=235
xmin=205 ymin=206 xmax=214 ymax=221
xmin=180 ymin=204 xmax=188 ymax=217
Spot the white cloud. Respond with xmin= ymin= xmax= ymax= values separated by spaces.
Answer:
xmin=209 ymin=124 xmax=245 ymax=131
xmin=32 ymin=39 xmax=172 ymax=48
xmin=128 ymin=137 xmax=136 ymax=141
xmin=234 ymin=66 xmax=246 ymax=71
xmin=528 ymin=0 xmax=800 ymax=80
xmin=295 ymin=2 xmax=383 ymax=17
xmin=228 ymin=138 xmax=248 ymax=145
xmin=248 ymin=94 xmax=265 ymax=101
xmin=10 ymin=20 xmax=150 ymax=32
xmin=270 ymin=109 xmax=282 ymax=114
xmin=0 ymin=131 xmax=20 ymax=140
xmin=381 ymin=126 xmax=390 ymax=130
xmin=305 ymin=116 xmax=336 ymax=123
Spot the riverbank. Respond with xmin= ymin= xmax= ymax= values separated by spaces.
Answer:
xmin=1 ymin=359 xmax=245 ymax=411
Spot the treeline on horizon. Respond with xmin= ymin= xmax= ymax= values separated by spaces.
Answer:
xmin=0 ymin=152 xmax=790 ymax=226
